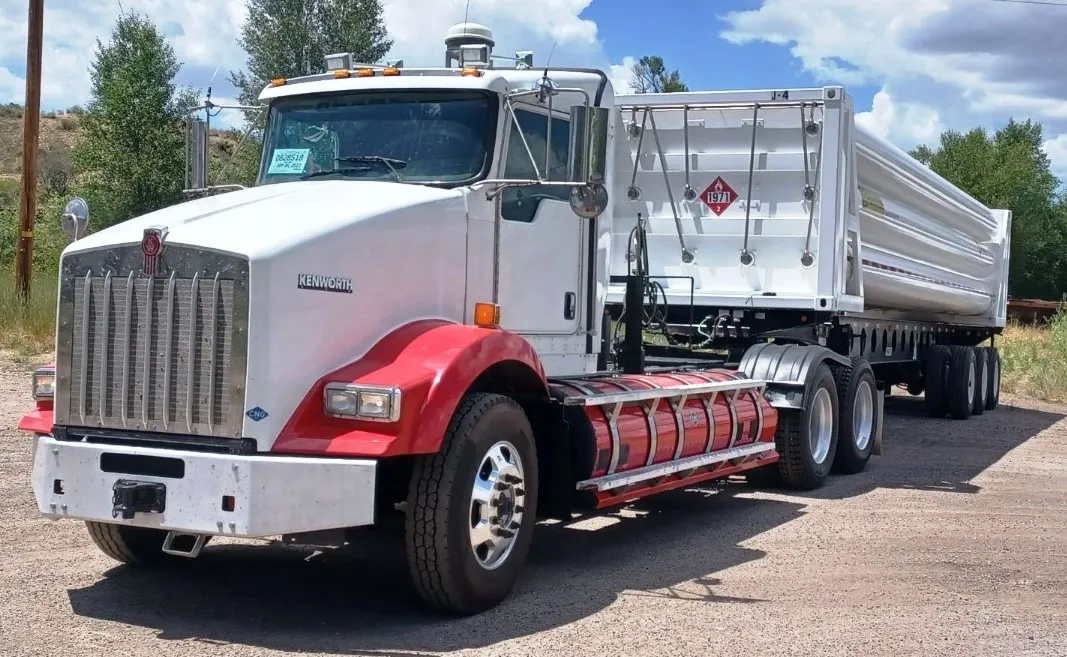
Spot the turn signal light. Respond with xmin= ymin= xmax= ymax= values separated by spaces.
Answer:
xmin=474 ymin=302 xmax=501 ymax=328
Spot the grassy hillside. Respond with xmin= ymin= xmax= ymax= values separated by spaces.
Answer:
xmin=0 ymin=104 xmax=258 ymax=183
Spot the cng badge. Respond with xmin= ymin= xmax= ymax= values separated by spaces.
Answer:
xmin=246 ymin=407 xmax=269 ymax=422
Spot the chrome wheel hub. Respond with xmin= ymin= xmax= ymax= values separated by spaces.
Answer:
xmin=853 ymin=380 xmax=874 ymax=451
xmin=469 ymin=441 xmax=525 ymax=571
xmin=809 ymin=387 xmax=834 ymax=465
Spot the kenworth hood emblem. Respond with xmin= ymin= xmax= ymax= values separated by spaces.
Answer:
xmin=141 ymin=226 xmax=168 ymax=276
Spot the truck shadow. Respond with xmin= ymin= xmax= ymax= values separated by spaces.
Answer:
xmin=65 ymin=397 xmax=1063 ymax=654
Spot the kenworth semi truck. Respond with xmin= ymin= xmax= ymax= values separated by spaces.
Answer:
xmin=20 ymin=23 xmax=1009 ymax=615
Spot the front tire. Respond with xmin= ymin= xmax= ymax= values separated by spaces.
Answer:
xmin=405 ymin=393 xmax=539 ymax=615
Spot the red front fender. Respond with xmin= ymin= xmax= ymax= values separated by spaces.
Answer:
xmin=19 ymin=401 xmax=54 ymax=435
xmin=273 ymin=320 xmax=548 ymax=457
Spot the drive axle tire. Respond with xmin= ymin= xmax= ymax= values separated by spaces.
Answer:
xmin=405 ymin=392 xmax=539 ymax=615
xmin=946 ymin=346 xmax=976 ymax=420
xmin=924 ymin=345 xmax=951 ymax=418
xmin=86 ymin=521 xmax=209 ymax=566
xmin=971 ymin=346 xmax=988 ymax=417
xmin=831 ymin=357 xmax=879 ymax=475
xmin=984 ymin=346 xmax=1001 ymax=411
xmin=771 ymin=362 xmax=839 ymax=490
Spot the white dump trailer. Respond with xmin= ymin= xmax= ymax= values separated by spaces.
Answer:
xmin=604 ymin=86 xmax=1009 ymax=409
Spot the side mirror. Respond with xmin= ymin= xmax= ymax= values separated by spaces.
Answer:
xmin=567 ymin=105 xmax=610 ymax=218
xmin=60 ymin=197 xmax=90 ymax=242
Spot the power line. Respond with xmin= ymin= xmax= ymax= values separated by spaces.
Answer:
xmin=990 ymin=0 xmax=1067 ymax=7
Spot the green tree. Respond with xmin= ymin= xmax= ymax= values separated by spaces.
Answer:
xmin=911 ymin=119 xmax=1066 ymax=299
xmin=73 ymin=12 xmax=198 ymax=229
xmin=229 ymin=0 xmax=393 ymax=107
xmin=630 ymin=55 xmax=688 ymax=93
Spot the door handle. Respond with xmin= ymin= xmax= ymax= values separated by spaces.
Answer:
xmin=564 ymin=292 xmax=576 ymax=320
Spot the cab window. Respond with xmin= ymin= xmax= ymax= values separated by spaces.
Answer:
xmin=501 ymin=108 xmax=571 ymax=223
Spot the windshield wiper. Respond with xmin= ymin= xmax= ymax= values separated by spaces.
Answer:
xmin=299 ymin=166 xmax=375 ymax=180
xmin=336 ymin=155 xmax=407 ymax=182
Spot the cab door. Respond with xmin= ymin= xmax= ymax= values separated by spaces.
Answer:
xmin=496 ymin=106 xmax=585 ymax=335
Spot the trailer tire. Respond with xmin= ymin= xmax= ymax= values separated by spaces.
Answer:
xmin=924 ymin=345 xmax=951 ymax=418
xmin=772 ymin=362 xmax=839 ymax=490
xmin=85 ymin=521 xmax=209 ymax=566
xmin=946 ymin=346 xmax=976 ymax=420
xmin=971 ymin=347 xmax=988 ymax=417
xmin=405 ymin=392 xmax=539 ymax=615
xmin=831 ymin=357 xmax=879 ymax=475
xmin=984 ymin=347 xmax=1001 ymax=411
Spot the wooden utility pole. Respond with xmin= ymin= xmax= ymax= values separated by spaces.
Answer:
xmin=16 ymin=0 xmax=44 ymax=301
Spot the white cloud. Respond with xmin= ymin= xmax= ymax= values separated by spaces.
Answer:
xmin=607 ymin=56 xmax=636 ymax=95
xmin=720 ymin=0 xmax=1067 ymax=161
xmin=856 ymin=87 xmax=944 ymax=145
xmin=1042 ymin=133 xmax=1067 ymax=184
xmin=0 ymin=0 xmax=624 ymax=111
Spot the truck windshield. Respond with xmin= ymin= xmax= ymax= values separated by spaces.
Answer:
xmin=257 ymin=90 xmax=495 ymax=186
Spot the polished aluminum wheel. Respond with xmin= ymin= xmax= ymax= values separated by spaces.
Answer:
xmin=853 ymin=379 xmax=874 ymax=451
xmin=469 ymin=440 xmax=526 ymax=571
xmin=809 ymin=387 xmax=834 ymax=465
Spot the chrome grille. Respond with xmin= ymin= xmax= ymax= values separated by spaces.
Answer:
xmin=54 ymin=245 xmax=249 ymax=438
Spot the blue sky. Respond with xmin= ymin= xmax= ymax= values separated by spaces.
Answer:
xmin=586 ymin=0 xmax=876 ymax=110
xmin=1 ymin=0 xmax=1066 ymax=175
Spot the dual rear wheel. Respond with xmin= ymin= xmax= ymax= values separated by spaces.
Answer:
xmin=924 ymin=345 xmax=1001 ymax=419
xmin=748 ymin=355 xmax=880 ymax=490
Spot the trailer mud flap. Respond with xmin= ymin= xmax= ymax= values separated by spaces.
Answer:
xmin=872 ymin=387 xmax=885 ymax=456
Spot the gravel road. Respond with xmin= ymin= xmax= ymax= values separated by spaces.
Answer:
xmin=1 ymin=357 xmax=1066 ymax=657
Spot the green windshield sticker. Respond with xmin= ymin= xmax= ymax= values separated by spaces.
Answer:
xmin=267 ymin=148 xmax=310 ymax=174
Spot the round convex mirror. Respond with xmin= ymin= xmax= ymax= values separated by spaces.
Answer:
xmin=60 ymin=197 xmax=90 ymax=242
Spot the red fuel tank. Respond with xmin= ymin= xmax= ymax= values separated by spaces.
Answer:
xmin=551 ymin=369 xmax=778 ymax=484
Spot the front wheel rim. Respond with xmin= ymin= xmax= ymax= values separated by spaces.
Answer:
xmin=469 ymin=440 xmax=526 ymax=571
xmin=853 ymin=380 xmax=874 ymax=451
xmin=809 ymin=387 xmax=834 ymax=464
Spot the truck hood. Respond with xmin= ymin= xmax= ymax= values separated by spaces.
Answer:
xmin=62 ymin=180 xmax=466 ymax=260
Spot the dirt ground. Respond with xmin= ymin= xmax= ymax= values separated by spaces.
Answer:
xmin=1 ymin=357 xmax=1065 ymax=657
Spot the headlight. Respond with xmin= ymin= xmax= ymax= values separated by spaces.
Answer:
xmin=324 ymin=384 xmax=401 ymax=422
xmin=32 ymin=367 xmax=55 ymax=400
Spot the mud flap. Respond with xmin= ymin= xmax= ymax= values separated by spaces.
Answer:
xmin=872 ymin=387 xmax=885 ymax=456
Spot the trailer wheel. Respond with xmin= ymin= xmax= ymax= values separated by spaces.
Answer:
xmin=405 ymin=392 xmax=539 ymax=615
xmin=971 ymin=347 xmax=988 ymax=416
xmin=85 ymin=521 xmax=209 ymax=565
xmin=984 ymin=347 xmax=1001 ymax=411
xmin=946 ymin=346 xmax=976 ymax=420
xmin=924 ymin=345 xmax=952 ymax=418
xmin=831 ymin=357 xmax=879 ymax=475
xmin=771 ymin=362 xmax=839 ymax=490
